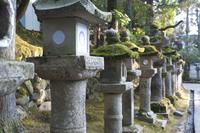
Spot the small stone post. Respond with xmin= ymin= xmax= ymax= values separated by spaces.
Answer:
xmin=29 ymin=1 xmax=111 ymax=132
xmin=0 ymin=0 xmax=34 ymax=128
xmin=162 ymin=58 xmax=167 ymax=98
xmin=165 ymin=57 xmax=173 ymax=97
xmin=176 ymin=61 xmax=184 ymax=92
xmin=98 ymin=59 xmax=133 ymax=133
xmin=171 ymin=61 xmax=177 ymax=96
xmin=151 ymin=60 xmax=164 ymax=102
xmin=123 ymin=59 xmax=141 ymax=132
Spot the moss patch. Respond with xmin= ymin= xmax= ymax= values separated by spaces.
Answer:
xmin=91 ymin=44 xmax=139 ymax=59
xmin=122 ymin=41 xmax=145 ymax=53
xmin=162 ymin=47 xmax=176 ymax=55
xmin=139 ymin=45 xmax=162 ymax=57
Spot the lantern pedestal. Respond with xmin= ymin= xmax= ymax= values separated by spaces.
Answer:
xmin=29 ymin=56 xmax=104 ymax=133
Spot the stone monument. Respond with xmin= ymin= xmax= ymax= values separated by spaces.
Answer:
xmin=0 ymin=0 xmax=34 ymax=130
xmin=29 ymin=0 xmax=112 ymax=132
xmin=137 ymin=36 xmax=158 ymax=123
xmin=93 ymin=29 xmax=139 ymax=133
xmin=119 ymin=30 xmax=142 ymax=132
xmin=123 ymin=59 xmax=141 ymax=132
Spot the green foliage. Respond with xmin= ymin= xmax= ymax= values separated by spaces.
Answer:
xmin=112 ymin=9 xmax=131 ymax=27
xmin=179 ymin=45 xmax=200 ymax=63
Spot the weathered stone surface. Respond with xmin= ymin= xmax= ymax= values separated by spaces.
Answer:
xmin=24 ymin=80 xmax=34 ymax=96
xmin=136 ymin=111 xmax=157 ymax=123
xmin=100 ymin=59 xmax=127 ymax=83
xmin=139 ymin=78 xmax=152 ymax=112
xmin=39 ymin=101 xmax=51 ymax=111
xmin=34 ymin=0 xmax=112 ymax=24
xmin=16 ymin=106 xmax=27 ymax=120
xmin=104 ymin=93 xmax=123 ymax=133
xmin=45 ymin=89 xmax=51 ymax=101
xmin=127 ymin=70 xmax=141 ymax=82
xmin=122 ymin=89 xmax=134 ymax=126
xmin=0 ymin=60 xmax=34 ymax=96
xmin=16 ymin=96 xmax=30 ymax=106
xmin=28 ymin=56 xmax=104 ymax=80
xmin=50 ymin=80 xmax=87 ymax=133
xmin=33 ymin=76 xmax=48 ymax=90
xmin=97 ymin=82 xmax=132 ymax=93
xmin=151 ymin=68 xmax=163 ymax=102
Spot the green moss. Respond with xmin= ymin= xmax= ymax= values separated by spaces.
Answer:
xmin=16 ymin=85 xmax=29 ymax=98
xmin=122 ymin=41 xmax=145 ymax=53
xmin=91 ymin=44 xmax=139 ymax=59
xmin=162 ymin=47 xmax=176 ymax=56
xmin=139 ymin=45 xmax=161 ymax=57
xmin=172 ymin=53 xmax=181 ymax=61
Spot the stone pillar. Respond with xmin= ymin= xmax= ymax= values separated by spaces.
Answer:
xmin=51 ymin=80 xmax=87 ymax=132
xmin=0 ymin=0 xmax=34 ymax=125
xmin=30 ymin=56 xmax=104 ymax=133
xmin=176 ymin=62 xmax=183 ymax=92
xmin=151 ymin=60 xmax=164 ymax=102
xmin=98 ymin=59 xmax=133 ymax=133
xmin=162 ymin=58 xmax=167 ymax=98
xmin=171 ymin=61 xmax=177 ymax=96
xmin=165 ymin=57 xmax=173 ymax=97
xmin=138 ymin=57 xmax=157 ymax=123
xmin=123 ymin=59 xmax=141 ymax=131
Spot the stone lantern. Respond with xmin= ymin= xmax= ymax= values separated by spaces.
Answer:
xmin=119 ymin=30 xmax=142 ymax=131
xmin=137 ymin=36 xmax=159 ymax=123
xmin=162 ymin=47 xmax=175 ymax=99
xmin=93 ymin=29 xmax=139 ymax=133
xmin=123 ymin=59 xmax=141 ymax=132
xmin=171 ymin=54 xmax=181 ymax=96
xmin=0 ymin=0 xmax=34 ymax=131
xmin=29 ymin=0 xmax=112 ymax=133
xmin=176 ymin=60 xmax=184 ymax=92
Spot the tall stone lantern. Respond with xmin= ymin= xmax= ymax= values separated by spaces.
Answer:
xmin=137 ymin=36 xmax=159 ymax=123
xmin=93 ymin=29 xmax=139 ymax=133
xmin=29 ymin=0 xmax=112 ymax=133
xmin=162 ymin=47 xmax=176 ymax=98
xmin=120 ymin=30 xmax=143 ymax=131
xmin=176 ymin=59 xmax=184 ymax=92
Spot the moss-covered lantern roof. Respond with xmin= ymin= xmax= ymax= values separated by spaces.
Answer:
xmin=162 ymin=47 xmax=177 ymax=56
xmin=91 ymin=44 xmax=139 ymax=59
xmin=119 ymin=30 xmax=145 ymax=53
xmin=172 ymin=53 xmax=181 ymax=61
xmin=33 ymin=0 xmax=112 ymax=24
xmin=139 ymin=45 xmax=161 ymax=57
xmin=122 ymin=41 xmax=145 ymax=53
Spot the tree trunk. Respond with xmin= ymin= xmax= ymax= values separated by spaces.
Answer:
xmin=107 ymin=0 xmax=118 ymax=29
xmin=124 ymin=0 xmax=133 ymax=30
